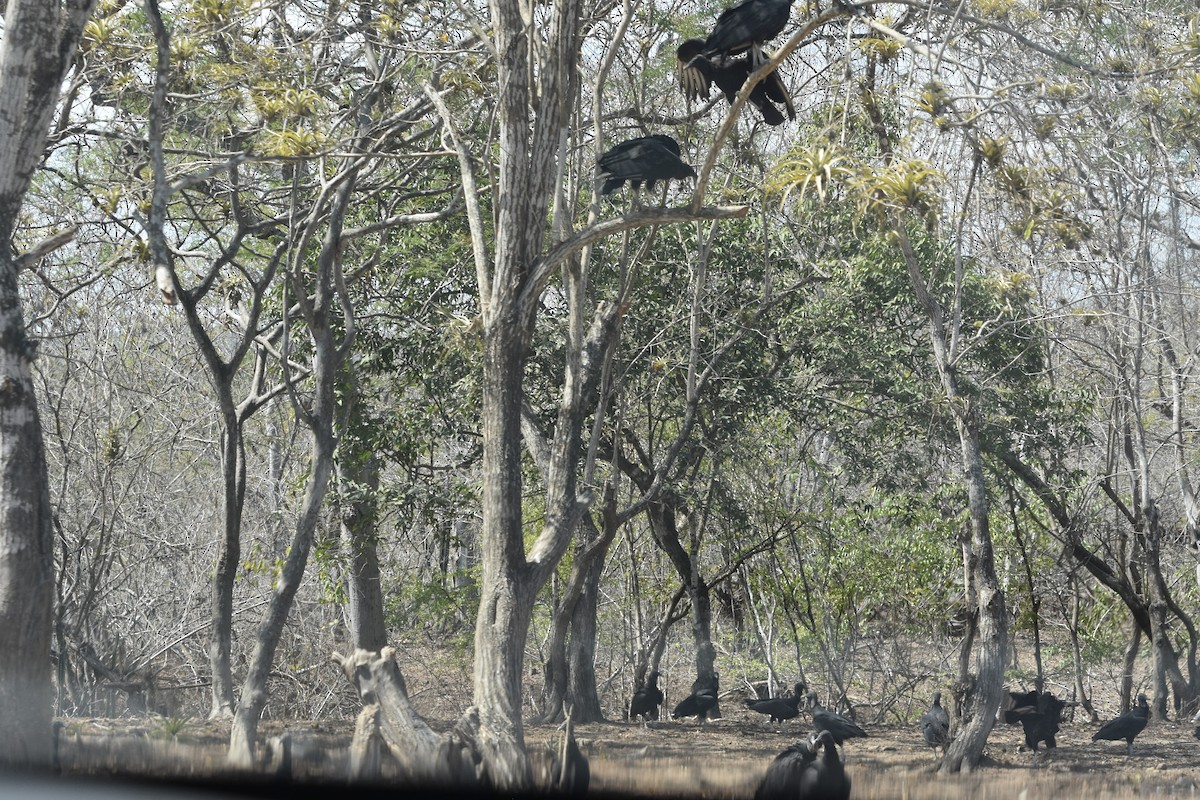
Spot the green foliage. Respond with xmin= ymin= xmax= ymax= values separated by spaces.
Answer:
xmin=766 ymin=146 xmax=852 ymax=205
xmin=149 ymin=715 xmax=194 ymax=741
xmin=387 ymin=571 xmax=478 ymax=641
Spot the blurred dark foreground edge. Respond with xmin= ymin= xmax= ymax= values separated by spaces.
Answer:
xmin=0 ymin=771 xmax=641 ymax=800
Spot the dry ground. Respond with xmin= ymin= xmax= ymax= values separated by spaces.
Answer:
xmin=55 ymin=708 xmax=1200 ymax=799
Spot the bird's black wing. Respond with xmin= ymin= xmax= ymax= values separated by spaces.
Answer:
xmin=798 ymin=731 xmax=851 ymax=800
xmin=598 ymin=136 xmax=686 ymax=194
xmin=813 ymin=708 xmax=868 ymax=743
xmin=1093 ymin=706 xmax=1148 ymax=742
xmin=919 ymin=702 xmax=950 ymax=748
xmin=755 ymin=740 xmax=817 ymax=800
xmin=1003 ymin=690 xmax=1040 ymax=724
xmin=761 ymin=67 xmax=796 ymax=121
xmin=746 ymin=698 xmax=800 ymax=721
xmin=705 ymin=0 xmax=793 ymax=57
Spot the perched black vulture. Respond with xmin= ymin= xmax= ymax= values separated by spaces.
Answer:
xmin=745 ymin=681 xmax=807 ymax=724
xmin=1092 ymin=693 xmax=1150 ymax=755
xmin=919 ymin=691 xmax=951 ymax=755
xmin=596 ymin=135 xmax=696 ymax=205
xmin=675 ymin=38 xmax=795 ymax=126
xmin=808 ymin=692 xmax=868 ymax=745
xmin=799 ymin=729 xmax=852 ymax=800
xmin=1002 ymin=689 xmax=1065 ymax=752
xmin=630 ymin=670 xmax=665 ymax=722
xmin=754 ymin=737 xmax=818 ymax=800
xmin=673 ymin=674 xmax=720 ymax=723
xmin=704 ymin=0 xmax=795 ymax=66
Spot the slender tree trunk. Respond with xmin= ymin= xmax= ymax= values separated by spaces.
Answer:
xmin=209 ymin=412 xmax=243 ymax=718
xmin=1009 ymin=500 xmax=1044 ymax=690
xmin=538 ymin=506 xmax=619 ymax=724
xmin=229 ymin=396 xmax=337 ymax=765
xmin=1068 ymin=573 xmax=1097 ymax=722
xmin=1120 ymin=623 xmax=1141 ymax=711
xmin=940 ymin=413 xmax=1007 ymax=773
xmin=227 ymin=153 xmax=359 ymax=765
xmin=889 ymin=227 xmax=1007 ymax=773
xmin=1142 ymin=503 xmax=1178 ymax=719
xmin=689 ymin=576 xmax=720 ymax=711
xmin=642 ymin=497 xmax=719 ymax=708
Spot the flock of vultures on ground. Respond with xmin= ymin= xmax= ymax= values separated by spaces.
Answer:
xmin=595 ymin=0 xmax=864 ymax=204
xmin=621 ymin=670 xmax=1178 ymax=800
xmin=581 ymin=0 xmax=1186 ymax=797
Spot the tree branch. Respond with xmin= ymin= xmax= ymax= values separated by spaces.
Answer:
xmin=519 ymin=204 xmax=749 ymax=313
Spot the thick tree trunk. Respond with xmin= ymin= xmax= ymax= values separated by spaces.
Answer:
xmin=539 ymin=609 xmax=571 ymax=726
xmin=474 ymin=320 xmax=535 ymax=787
xmin=474 ymin=573 xmax=536 ymax=787
xmin=0 ymin=250 xmax=56 ymax=768
xmin=567 ymin=548 xmax=606 ymax=721
xmin=0 ymin=0 xmax=96 ymax=769
xmin=338 ymin=419 xmax=387 ymax=650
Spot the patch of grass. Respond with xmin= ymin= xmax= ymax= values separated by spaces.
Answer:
xmin=149 ymin=714 xmax=194 ymax=742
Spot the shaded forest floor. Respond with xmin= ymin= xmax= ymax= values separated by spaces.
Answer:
xmin=53 ymin=710 xmax=1200 ymax=799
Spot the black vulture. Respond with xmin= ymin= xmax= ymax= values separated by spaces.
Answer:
xmin=596 ymin=135 xmax=696 ymax=205
xmin=630 ymin=670 xmax=664 ymax=722
xmin=745 ymin=681 xmax=807 ymax=724
xmin=673 ymin=674 xmax=720 ymax=723
xmin=799 ymin=729 xmax=852 ymax=800
xmin=808 ymin=692 xmax=868 ymax=744
xmin=754 ymin=737 xmax=818 ymax=800
xmin=675 ymin=38 xmax=795 ymax=126
xmin=919 ymin=691 xmax=950 ymax=755
xmin=1092 ymin=693 xmax=1150 ymax=755
xmin=754 ymin=729 xmax=850 ymax=800
xmin=1002 ymin=689 xmax=1065 ymax=752
xmin=1001 ymin=689 xmax=1039 ymax=725
xmin=704 ymin=0 xmax=795 ymax=67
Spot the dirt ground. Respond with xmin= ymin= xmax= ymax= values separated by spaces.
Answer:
xmin=565 ymin=713 xmax=1200 ymax=799
xmin=56 ymin=708 xmax=1200 ymax=799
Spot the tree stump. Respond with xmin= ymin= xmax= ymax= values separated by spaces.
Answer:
xmin=334 ymin=647 xmax=486 ymax=789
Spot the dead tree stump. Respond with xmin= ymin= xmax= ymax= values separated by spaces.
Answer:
xmin=334 ymin=647 xmax=485 ymax=789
